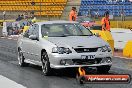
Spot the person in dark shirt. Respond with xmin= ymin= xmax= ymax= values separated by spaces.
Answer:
xmin=16 ymin=15 xmax=22 ymax=21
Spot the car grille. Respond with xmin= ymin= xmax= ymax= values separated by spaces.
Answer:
xmin=74 ymin=48 xmax=98 ymax=53
xmin=72 ymin=58 xmax=102 ymax=65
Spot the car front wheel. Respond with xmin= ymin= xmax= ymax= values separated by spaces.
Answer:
xmin=41 ymin=52 xmax=51 ymax=76
xmin=97 ymin=65 xmax=111 ymax=74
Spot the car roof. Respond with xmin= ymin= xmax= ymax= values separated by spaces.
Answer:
xmin=35 ymin=20 xmax=78 ymax=25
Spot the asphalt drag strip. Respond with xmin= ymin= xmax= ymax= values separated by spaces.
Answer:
xmin=0 ymin=38 xmax=132 ymax=88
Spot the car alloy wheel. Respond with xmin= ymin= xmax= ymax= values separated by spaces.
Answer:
xmin=41 ymin=52 xmax=51 ymax=76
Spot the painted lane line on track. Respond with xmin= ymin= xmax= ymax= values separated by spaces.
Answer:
xmin=0 ymin=75 xmax=27 ymax=88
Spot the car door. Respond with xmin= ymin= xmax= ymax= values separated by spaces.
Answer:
xmin=21 ymin=25 xmax=33 ymax=60
xmin=27 ymin=24 xmax=41 ymax=62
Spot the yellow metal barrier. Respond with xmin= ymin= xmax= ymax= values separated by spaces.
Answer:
xmin=123 ymin=40 xmax=132 ymax=58
xmin=91 ymin=30 xmax=114 ymax=53
xmin=96 ymin=21 xmax=132 ymax=29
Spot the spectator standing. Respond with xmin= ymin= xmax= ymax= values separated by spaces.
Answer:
xmin=101 ymin=11 xmax=111 ymax=31
xmin=24 ymin=11 xmax=28 ymax=19
xmin=95 ymin=11 xmax=99 ymax=19
xmin=121 ymin=11 xmax=125 ymax=21
xmin=78 ymin=12 xmax=82 ymax=16
xmin=69 ymin=7 xmax=77 ymax=21
xmin=21 ymin=14 xmax=24 ymax=19
xmin=97 ymin=11 xmax=99 ymax=18
xmin=16 ymin=15 xmax=22 ymax=21
xmin=32 ymin=17 xmax=37 ymax=23
xmin=3 ymin=11 xmax=6 ymax=20
xmin=30 ymin=11 xmax=34 ymax=19
xmin=19 ymin=26 xmax=24 ymax=34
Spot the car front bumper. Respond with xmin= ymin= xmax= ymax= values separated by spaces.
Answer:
xmin=49 ymin=52 xmax=112 ymax=69
xmin=50 ymin=63 xmax=112 ymax=69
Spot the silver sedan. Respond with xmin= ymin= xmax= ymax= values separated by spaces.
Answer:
xmin=17 ymin=21 xmax=113 ymax=75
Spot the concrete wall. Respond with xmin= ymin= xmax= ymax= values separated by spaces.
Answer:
xmin=111 ymin=28 xmax=132 ymax=49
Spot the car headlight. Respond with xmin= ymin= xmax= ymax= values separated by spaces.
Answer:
xmin=52 ymin=47 xmax=72 ymax=54
xmin=99 ymin=45 xmax=111 ymax=52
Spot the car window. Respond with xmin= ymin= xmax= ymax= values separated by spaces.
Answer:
xmin=41 ymin=23 xmax=93 ymax=37
xmin=77 ymin=24 xmax=93 ymax=35
xmin=41 ymin=24 xmax=66 ymax=37
xmin=31 ymin=24 xmax=39 ymax=37
xmin=41 ymin=25 xmax=49 ymax=36
xmin=49 ymin=25 xmax=65 ymax=34
xmin=65 ymin=24 xmax=82 ymax=35
xmin=23 ymin=24 xmax=39 ymax=38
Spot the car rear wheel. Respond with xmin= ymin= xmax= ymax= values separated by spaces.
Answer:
xmin=41 ymin=52 xmax=51 ymax=76
xmin=18 ymin=49 xmax=27 ymax=67
xmin=97 ymin=65 xmax=111 ymax=74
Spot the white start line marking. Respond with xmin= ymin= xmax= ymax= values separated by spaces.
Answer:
xmin=0 ymin=75 xmax=27 ymax=88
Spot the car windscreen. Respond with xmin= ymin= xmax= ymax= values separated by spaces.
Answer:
xmin=41 ymin=23 xmax=93 ymax=37
xmin=90 ymin=26 xmax=102 ymax=30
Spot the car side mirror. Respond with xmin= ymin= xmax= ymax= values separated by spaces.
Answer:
xmin=29 ymin=35 xmax=39 ymax=41
xmin=94 ymin=33 xmax=100 ymax=37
